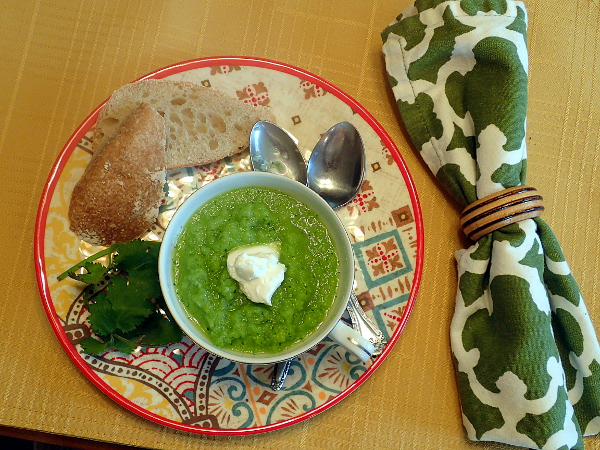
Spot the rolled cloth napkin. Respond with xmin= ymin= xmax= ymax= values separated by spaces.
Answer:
xmin=382 ymin=1 xmax=600 ymax=449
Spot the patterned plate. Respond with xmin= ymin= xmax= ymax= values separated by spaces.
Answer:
xmin=34 ymin=57 xmax=423 ymax=435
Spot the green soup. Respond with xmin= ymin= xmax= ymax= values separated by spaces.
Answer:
xmin=173 ymin=186 xmax=340 ymax=354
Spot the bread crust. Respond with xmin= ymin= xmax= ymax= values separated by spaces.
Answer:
xmin=68 ymin=102 xmax=167 ymax=246
xmin=92 ymin=79 xmax=276 ymax=170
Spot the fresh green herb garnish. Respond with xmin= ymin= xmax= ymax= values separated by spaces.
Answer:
xmin=58 ymin=240 xmax=183 ymax=355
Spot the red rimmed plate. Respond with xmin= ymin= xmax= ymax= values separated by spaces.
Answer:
xmin=34 ymin=57 xmax=423 ymax=435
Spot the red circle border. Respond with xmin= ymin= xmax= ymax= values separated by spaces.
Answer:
xmin=33 ymin=56 xmax=423 ymax=436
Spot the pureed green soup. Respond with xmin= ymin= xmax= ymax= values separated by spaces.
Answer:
xmin=173 ymin=186 xmax=340 ymax=355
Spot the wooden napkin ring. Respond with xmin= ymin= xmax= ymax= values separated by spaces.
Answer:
xmin=460 ymin=186 xmax=544 ymax=241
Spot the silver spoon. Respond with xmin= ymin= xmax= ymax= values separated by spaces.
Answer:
xmin=249 ymin=121 xmax=307 ymax=391
xmin=307 ymin=122 xmax=387 ymax=353
xmin=249 ymin=121 xmax=307 ymax=184
xmin=307 ymin=122 xmax=365 ymax=209
xmin=249 ymin=121 xmax=386 ymax=390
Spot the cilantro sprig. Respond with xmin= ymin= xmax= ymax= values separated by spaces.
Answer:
xmin=59 ymin=240 xmax=183 ymax=355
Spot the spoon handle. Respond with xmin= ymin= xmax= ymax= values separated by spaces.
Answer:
xmin=271 ymin=295 xmax=386 ymax=390
xmin=271 ymin=359 xmax=293 ymax=391
xmin=346 ymin=292 xmax=387 ymax=356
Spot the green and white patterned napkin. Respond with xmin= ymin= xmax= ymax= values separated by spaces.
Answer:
xmin=382 ymin=1 xmax=600 ymax=449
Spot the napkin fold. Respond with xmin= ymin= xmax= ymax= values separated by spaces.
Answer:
xmin=382 ymin=1 xmax=600 ymax=449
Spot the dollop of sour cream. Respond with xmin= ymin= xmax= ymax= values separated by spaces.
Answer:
xmin=226 ymin=244 xmax=286 ymax=306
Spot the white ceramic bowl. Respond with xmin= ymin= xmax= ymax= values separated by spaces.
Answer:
xmin=158 ymin=171 xmax=372 ymax=364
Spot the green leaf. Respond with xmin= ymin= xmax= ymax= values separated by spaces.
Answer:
xmin=152 ymin=294 xmax=171 ymax=319
xmin=57 ymin=244 xmax=118 ymax=281
xmin=60 ymin=239 xmax=182 ymax=355
xmin=105 ymin=276 xmax=155 ymax=333
xmin=114 ymin=240 xmax=160 ymax=272
xmin=112 ymin=336 xmax=139 ymax=354
xmin=87 ymin=299 xmax=120 ymax=335
xmin=74 ymin=262 xmax=108 ymax=285
xmin=80 ymin=337 xmax=109 ymax=355
xmin=139 ymin=313 xmax=183 ymax=346
xmin=127 ymin=267 xmax=162 ymax=300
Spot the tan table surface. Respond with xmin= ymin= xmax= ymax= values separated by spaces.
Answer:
xmin=1 ymin=1 xmax=599 ymax=449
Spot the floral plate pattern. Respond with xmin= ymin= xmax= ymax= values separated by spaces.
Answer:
xmin=34 ymin=57 xmax=423 ymax=435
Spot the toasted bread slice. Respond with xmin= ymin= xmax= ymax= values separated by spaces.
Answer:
xmin=69 ymin=102 xmax=167 ymax=246
xmin=92 ymin=79 xmax=276 ymax=170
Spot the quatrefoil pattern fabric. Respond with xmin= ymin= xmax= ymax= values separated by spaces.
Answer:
xmin=382 ymin=1 xmax=600 ymax=448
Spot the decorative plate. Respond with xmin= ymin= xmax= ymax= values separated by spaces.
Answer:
xmin=34 ymin=57 xmax=423 ymax=435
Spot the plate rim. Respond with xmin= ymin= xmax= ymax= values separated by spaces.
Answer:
xmin=33 ymin=55 xmax=424 ymax=436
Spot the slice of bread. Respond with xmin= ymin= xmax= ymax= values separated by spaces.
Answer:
xmin=92 ymin=79 xmax=276 ymax=170
xmin=69 ymin=102 xmax=167 ymax=247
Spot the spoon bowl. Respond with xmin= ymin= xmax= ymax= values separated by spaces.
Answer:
xmin=307 ymin=122 xmax=365 ymax=209
xmin=249 ymin=121 xmax=308 ymax=184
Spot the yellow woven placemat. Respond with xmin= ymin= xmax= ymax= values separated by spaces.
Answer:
xmin=0 ymin=1 xmax=598 ymax=449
